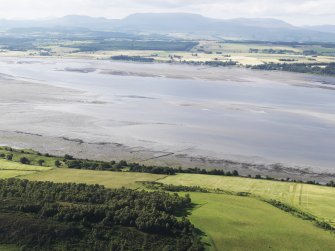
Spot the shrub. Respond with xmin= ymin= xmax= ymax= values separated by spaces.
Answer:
xmin=38 ymin=159 xmax=45 ymax=166
xmin=6 ymin=154 xmax=13 ymax=160
xmin=55 ymin=160 xmax=61 ymax=168
xmin=20 ymin=157 xmax=30 ymax=165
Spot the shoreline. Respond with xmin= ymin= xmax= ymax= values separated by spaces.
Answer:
xmin=0 ymin=129 xmax=334 ymax=183
xmin=0 ymin=55 xmax=335 ymax=87
xmin=1 ymin=55 xmax=335 ymax=87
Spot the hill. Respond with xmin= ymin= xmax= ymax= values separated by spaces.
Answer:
xmin=305 ymin=25 xmax=335 ymax=34
xmin=1 ymin=13 xmax=335 ymax=42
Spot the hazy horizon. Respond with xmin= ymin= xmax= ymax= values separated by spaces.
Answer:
xmin=0 ymin=0 xmax=334 ymax=26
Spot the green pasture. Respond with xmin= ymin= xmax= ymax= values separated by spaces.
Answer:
xmin=25 ymin=168 xmax=166 ymax=189
xmin=0 ymin=147 xmax=61 ymax=167
xmin=160 ymin=174 xmax=335 ymax=226
xmin=0 ymin=159 xmax=53 ymax=179
xmin=187 ymin=192 xmax=335 ymax=251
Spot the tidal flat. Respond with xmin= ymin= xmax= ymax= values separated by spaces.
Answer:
xmin=0 ymin=57 xmax=335 ymax=181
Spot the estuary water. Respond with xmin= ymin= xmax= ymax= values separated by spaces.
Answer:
xmin=0 ymin=57 xmax=335 ymax=172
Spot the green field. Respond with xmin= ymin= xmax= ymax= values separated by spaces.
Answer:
xmin=0 ymin=159 xmax=53 ymax=179
xmin=0 ymin=158 xmax=334 ymax=250
xmin=0 ymin=159 xmax=53 ymax=171
xmin=25 ymin=168 xmax=166 ymax=189
xmin=160 ymin=174 xmax=335 ymax=226
xmin=3 ymin=40 xmax=335 ymax=67
xmin=187 ymin=192 xmax=335 ymax=251
xmin=0 ymin=148 xmax=60 ymax=167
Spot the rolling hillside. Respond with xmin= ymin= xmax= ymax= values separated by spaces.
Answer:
xmin=1 ymin=13 xmax=335 ymax=42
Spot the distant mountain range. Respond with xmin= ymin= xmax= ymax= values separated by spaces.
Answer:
xmin=1 ymin=13 xmax=335 ymax=43
xmin=304 ymin=25 xmax=335 ymax=34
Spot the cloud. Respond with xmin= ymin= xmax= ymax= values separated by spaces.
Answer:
xmin=0 ymin=0 xmax=333 ymax=25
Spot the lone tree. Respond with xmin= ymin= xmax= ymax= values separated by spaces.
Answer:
xmin=55 ymin=160 xmax=61 ymax=168
xmin=6 ymin=154 xmax=13 ymax=161
xmin=38 ymin=159 xmax=45 ymax=166
xmin=64 ymin=154 xmax=74 ymax=161
xmin=20 ymin=157 xmax=30 ymax=165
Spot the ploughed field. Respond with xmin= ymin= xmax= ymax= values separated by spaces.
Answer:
xmin=0 ymin=147 xmax=334 ymax=250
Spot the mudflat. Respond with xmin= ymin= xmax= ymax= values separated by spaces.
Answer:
xmin=1 ymin=57 xmax=335 ymax=182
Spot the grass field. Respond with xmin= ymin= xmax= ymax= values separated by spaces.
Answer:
xmin=0 ymin=147 xmax=60 ymax=167
xmin=0 ymin=159 xmax=53 ymax=171
xmin=187 ymin=192 xmax=335 ymax=251
xmin=25 ymin=168 xmax=166 ymax=189
xmin=0 ymin=170 xmax=37 ymax=178
xmin=0 ymin=159 xmax=53 ymax=179
xmin=160 ymin=174 xmax=335 ymax=226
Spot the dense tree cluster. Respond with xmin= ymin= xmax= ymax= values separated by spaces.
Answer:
xmin=111 ymin=55 xmax=155 ymax=62
xmin=72 ymin=40 xmax=198 ymax=52
xmin=142 ymin=182 xmax=209 ymax=193
xmin=204 ymin=60 xmax=237 ymax=67
xmin=65 ymin=159 xmax=118 ymax=171
xmin=249 ymin=48 xmax=298 ymax=54
xmin=249 ymin=62 xmax=335 ymax=76
xmin=178 ymin=60 xmax=237 ymax=67
xmin=63 ymin=157 xmax=240 ymax=177
xmin=127 ymin=163 xmax=177 ymax=175
xmin=127 ymin=164 xmax=240 ymax=177
xmin=178 ymin=167 xmax=239 ymax=177
xmin=0 ymin=179 xmax=203 ymax=250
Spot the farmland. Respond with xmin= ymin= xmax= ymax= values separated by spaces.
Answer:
xmin=27 ymin=169 xmax=335 ymax=230
xmin=0 ymin=159 xmax=52 ymax=179
xmin=26 ymin=168 xmax=166 ymax=189
xmin=1 ymin=37 xmax=335 ymax=68
xmin=186 ymin=192 xmax=335 ymax=251
xmin=0 ymin=151 xmax=334 ymax=250
xmin=161 ymin=174 xmax=335 ymax=227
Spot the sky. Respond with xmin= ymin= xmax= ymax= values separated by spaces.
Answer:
xmin=0 ymin=0 xmax=334 ymax=26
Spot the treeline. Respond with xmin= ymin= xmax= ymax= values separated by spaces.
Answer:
xmin=249 ymin=48 xmax=320 ymax=56
xmin=204 ymin=60 xmax=237 ymax=67
xmin=0 ymin=146 xmax=240 ymax=176
xmin=64 ymin=157 xmax=241 ymax=177
xmin=2 ymin=146 xmax=334 ymax=187
xmin=70 ymin=40 xmax=198 ymax=52
xmin=141 ymin=182 xmax=252 ymax=197
xmin=111 ymin=55 xmax=154 ymax=62
xmin=249 ymin=48 xmax=298 ymax=54
xmin=109 ymin=56 xmax=238 ymax=67
xmin=0 ymin=179 xmax=203 ymax=250
xmin=266 ymin=199 xmax=334 ymax=232
xmin=249 ymin=62 xmax=335 ymax=76
xmin=119 ymin=163 xmax=240 ymax=177
xmin=179 ymin=60 xmax=237 ymax=67
xmin=141 ymin=181 xmax=209 ymax=193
